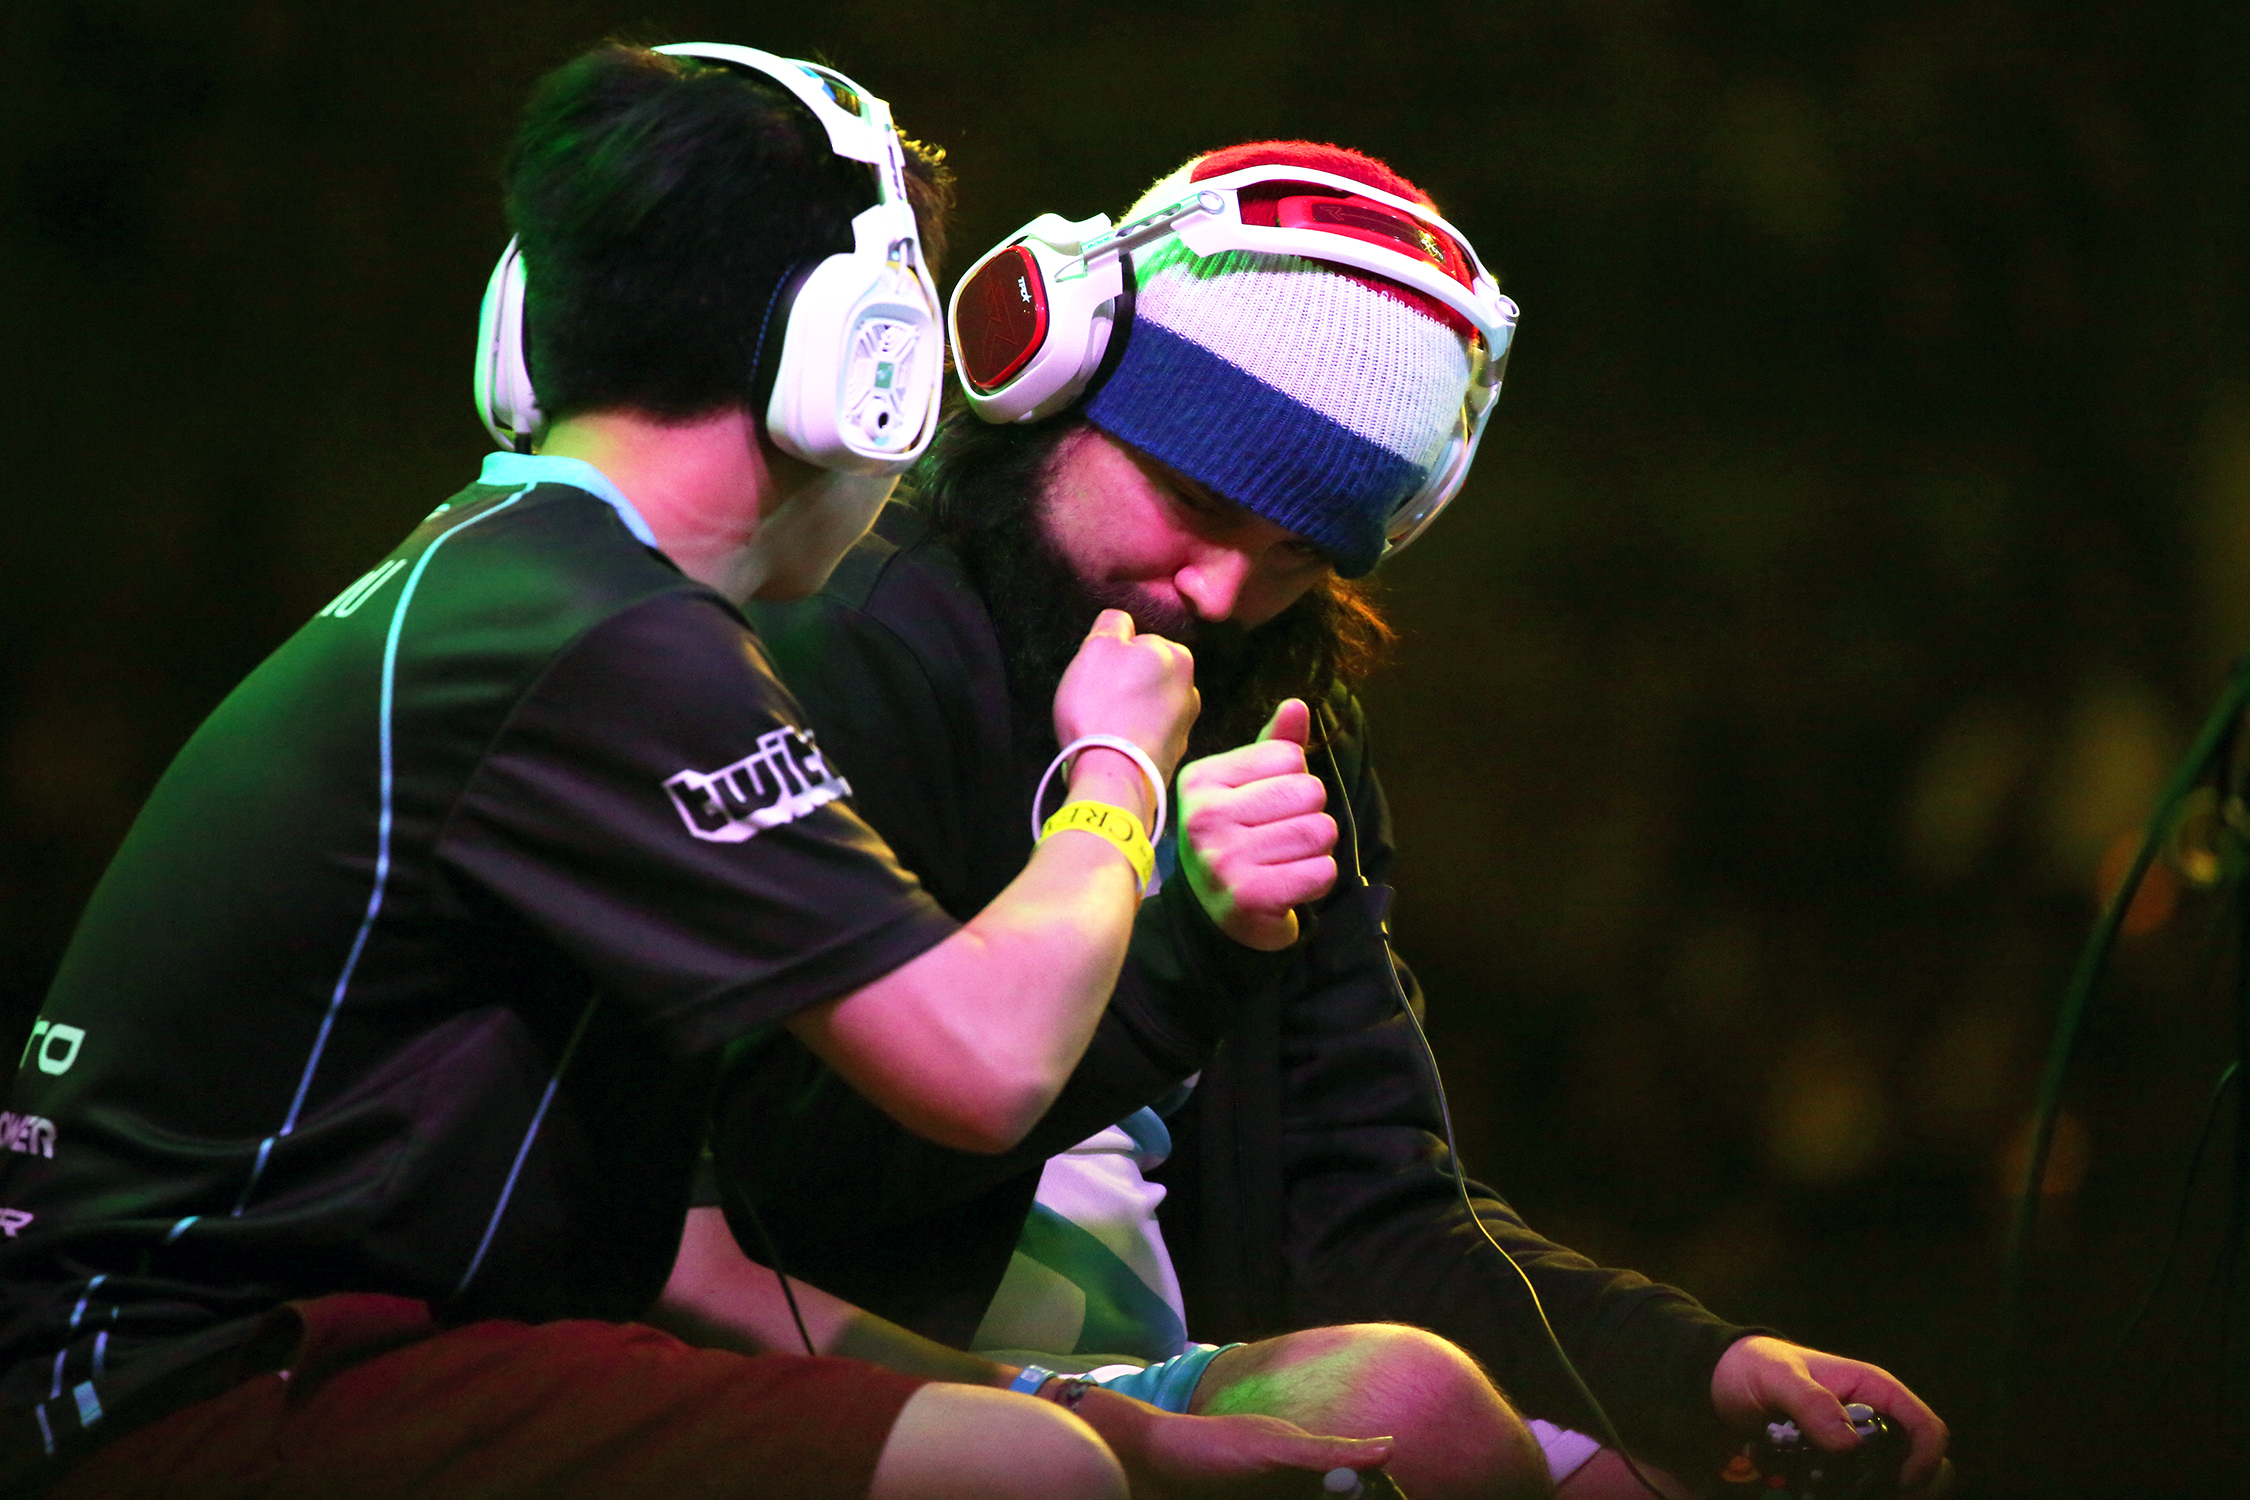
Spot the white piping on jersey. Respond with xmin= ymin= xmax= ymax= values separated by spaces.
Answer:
xmin=204 ymin=486 xmax=530 ymax=1236
xmin=66 ymin=1275 xmax=104 ymax=1332
xmin=231 ymin=1135 xmax=275 ymax=1216
xmin=456 ymin=991 xmax=601 ymax=1296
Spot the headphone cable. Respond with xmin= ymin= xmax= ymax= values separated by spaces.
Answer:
xmin=737 ymin=1193 xmax=819 ymax=1358
xmin=1319 ymin=705 xmax=1673 ymax=1500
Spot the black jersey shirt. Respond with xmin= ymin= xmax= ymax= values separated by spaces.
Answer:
xmin=0 ymin=453 xmax=957 ymax=1479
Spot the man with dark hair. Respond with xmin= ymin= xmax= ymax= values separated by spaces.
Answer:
xmin=505 ymin=45 xmax=955 ymax=426
xmin=696 ymin=141 xmax=1954 ymax=1499
xmin=0 ymin=49 xmax=1378 ymax=1500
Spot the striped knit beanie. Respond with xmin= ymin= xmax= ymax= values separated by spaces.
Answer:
xmin=1082 ymin=141 xmax=1476 ymax=578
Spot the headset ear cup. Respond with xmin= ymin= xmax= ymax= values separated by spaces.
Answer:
xmin=1384 ymin=322 xmax=1511 ymax=560
xmin=474 ymin=240 xmax=540 ymax=451
xmin=947 ymin=228 xmax=1127 ymax=425
xmin=767 ymin=249 xmax=941 ymax=473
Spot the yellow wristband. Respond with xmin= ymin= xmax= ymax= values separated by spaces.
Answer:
xmin=1039 ymin=800 xmax=1156 ymax=894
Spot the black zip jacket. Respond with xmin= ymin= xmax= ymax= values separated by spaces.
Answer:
xmin=710 ymin=502 xmax=1756 ymax=1477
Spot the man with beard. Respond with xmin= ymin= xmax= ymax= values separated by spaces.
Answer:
xmin=685 ymin=142 xmax=1950 ymax=1499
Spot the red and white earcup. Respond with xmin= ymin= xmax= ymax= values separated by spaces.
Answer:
xmin=953 ymin=245 xmax=1052 ymax=395
xmin=949 ymin=214 xmax=1129 ymax=424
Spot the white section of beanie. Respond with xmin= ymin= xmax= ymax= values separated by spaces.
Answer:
xmin=1131 ymin=241 xmax=1470 ymax=471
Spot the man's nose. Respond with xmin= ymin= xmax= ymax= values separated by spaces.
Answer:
xmin=1175 ymin=545 xmax=1257 ymax=623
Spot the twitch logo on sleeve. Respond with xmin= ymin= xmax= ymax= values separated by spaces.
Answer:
xmin=665 ymin=726 xmax=852 ymax=843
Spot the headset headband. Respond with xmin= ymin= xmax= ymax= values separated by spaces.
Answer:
xmin=1089 ymin=164 xmax=1516 ymax=358
xmin=651 ymin=44 xmax=915 ymax=215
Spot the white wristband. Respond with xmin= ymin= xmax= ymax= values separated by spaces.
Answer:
xmin=1031 ymin=734 xmax=1168 ymax=849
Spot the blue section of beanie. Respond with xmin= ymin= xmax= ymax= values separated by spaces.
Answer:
xmin=1084 ymin=322 xmax=1420 ymax=578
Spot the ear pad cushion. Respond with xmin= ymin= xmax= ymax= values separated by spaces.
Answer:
xmin=955 ymin=246 xmax=1051 ymax=393
xmin=948 ymin=227 xmax=1131 ymax=425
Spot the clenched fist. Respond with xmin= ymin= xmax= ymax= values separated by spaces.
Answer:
xmin=1053 ymin=610 xmax=1200 ymax=802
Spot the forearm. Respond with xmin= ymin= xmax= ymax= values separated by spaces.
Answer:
xmin=787 ymin=753 xmax=1156 ymax=1152
xmin=940 ymin=749 xmax=1156 ymax=1095
xmin=1049 ymin=1386 xmax=1165 ymax=1467
xmin=830 ymin=1314 xmax=1012 ymax=1385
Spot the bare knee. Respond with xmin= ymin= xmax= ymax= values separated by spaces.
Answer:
xmin=1328 ymin=1325 xmax=1549 ymax=1500
xmin=1197 ymin=1324 xmax=1550 ymax=1500
xmin=871 ymin=1384 xmax=1126 ymax=1500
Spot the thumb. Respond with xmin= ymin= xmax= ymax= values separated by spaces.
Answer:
xmin=1257 ymin=697 xmax=1312 ymax=747
xmin=1776 ymin=1379 xmax=1860 ymax=1452
xmin=1084 ymin=607 xmax=1137 ymax=643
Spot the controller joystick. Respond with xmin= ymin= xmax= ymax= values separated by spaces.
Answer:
xmin=1323 ymin=1466 xmax=1408 ymax=1499
xmin=1723 ymin=1403 xmax=1906 ymax=1500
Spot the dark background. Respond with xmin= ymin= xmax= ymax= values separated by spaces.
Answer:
xmin=4 ymin=2 xmax=2246 ymax=1494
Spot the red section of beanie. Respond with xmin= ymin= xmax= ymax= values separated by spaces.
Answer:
xmin=1190 ymin=140 xmax=1474 ymax=337
xmin=1192 ymin=140 xmax=1438 ymax=205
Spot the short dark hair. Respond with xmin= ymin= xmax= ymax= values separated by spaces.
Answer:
xmin=914 ymin=403 xmax=1396 ymax=759
xmin=503 ymin=44 xmax=953 ymax=424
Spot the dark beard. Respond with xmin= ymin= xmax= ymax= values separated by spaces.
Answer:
xmin=954 ymin=489 xmax=1314 ymax=767
xmin=911 ymin=404 xmax=1393 ymax=772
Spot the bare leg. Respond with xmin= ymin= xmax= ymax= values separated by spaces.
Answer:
xmin=870 ymin=1384 xmax=1127 ymax=1500
xmin=1190 ymin=1323 xmax=1552 ymax=1500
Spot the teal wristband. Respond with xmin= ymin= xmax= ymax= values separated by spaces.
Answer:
xmin=1008 ymin=1364 xmax=1057 ymax=1395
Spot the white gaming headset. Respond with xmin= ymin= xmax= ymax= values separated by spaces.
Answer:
xmin=474 ymin=43 xmax=943 ymax=474
xmin=947 ymin=163 xmax=1520 ymax=558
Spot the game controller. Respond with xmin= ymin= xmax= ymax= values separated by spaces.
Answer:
xmin=1718 ymin=1403 xmax=1907 ymax=1499
xmin=1323 ymin=1465 xmax=1408 ymax=1499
